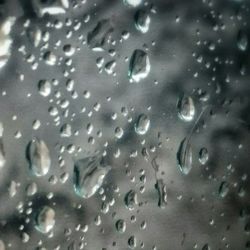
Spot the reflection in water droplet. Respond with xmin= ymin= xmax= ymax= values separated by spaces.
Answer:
xmin=74 ymin=155 xmax=111 ymax=198
xmin=35 ymin=206 xmax=55 ymax=234
xmin=129 ymin=50 xmax=150 ymax=82
xmin=27 ymin=138 xmax=51 ymax=177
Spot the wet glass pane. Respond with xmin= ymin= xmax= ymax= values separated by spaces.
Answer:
xmin=0 ymin=0 xmax=249 ymax=249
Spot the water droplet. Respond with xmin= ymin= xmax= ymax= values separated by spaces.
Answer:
xmin=199 ymin=147 xmax=209 ymax=165
xmin=129 ymin=49 xmax=150 ymax=82
xmin=0 ymin=122 xmax=6 ymax=168
xmin=155 ymin=179 xmax=167 ymax=209
xmin=0 ymin=17 xmax=15 ymax=69
xmin=177 ymin=137 xmax=192 ymax=175
xmin=177 ymin=95 xmax=195 ymax=122
xmin=35 ymin=206 xmax=55 ymax=234
xmin=27 ymin=138 xmax=51 ymax=177
xmin=202 ymin=244 xmax=210 ymax=250
xmin=87 ymin=19 xmax=113 ymax=52
xmin=128 ymin=235 xmax=137 ymax=249
xmin=135 ymin=10 xmax=150 ymax=33
xmin=32 ymin=0 xmax=69 ymax=17
xmin=135 ymin=114 xmax=150 ymax=135
xmin=237 ymin=30 xmax=248 ymax=51
xmin=116 ymin=219 xmax=126 ymax=233
xmin=219 ymin=181 xmax=229 ymax=198
xmin=124 ymin=0 xmax=142 ymax=7
xmin=124 ymin=190 xmax=138 ymax=210
xmin=74 ymin=155 xmax=111 ymax=198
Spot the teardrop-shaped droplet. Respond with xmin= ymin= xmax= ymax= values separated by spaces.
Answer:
xmin=27 ymin=138 xmax=51 ymax=177
xmin=219 ymin=181 xmax=229 ymax=198
xmin=237 ymin=30 xmax=248 ymax=51
xmin=74 ymin=155 xmax=111 ymax=198
xmin=199 ymin=147 xmax=209 ymax=165
xmin=35 ymin=206 xmax=55 ymax=234
xmin=135 ymin=10 xmax=150 ymax=33
xmin=38 ymin=80 xmax=51 ymax=97
xmin=87 ymin=19 xmax=113 ymax=52
xmin=177 ymin=95 xmax=195 ymax=122
xmin=134 ymin=114 xmax=150 ymax=135
xmin=129 ymin=49 xmax=150 ymax=82
xmin=177 ymin=137 xmax=192 ymax=175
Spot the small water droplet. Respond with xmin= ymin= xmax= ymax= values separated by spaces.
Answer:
xmin=135 ymin=114 xmax=150 ymax=135
xmin=35 ymin=206 xmax=55 ymax=234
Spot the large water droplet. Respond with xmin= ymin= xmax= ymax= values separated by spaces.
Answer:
xmin=177 ymin=138 xmax=192 ymax=175
xmin=124 ymin=190 xmax=138 ymax=210
xmin=155 ymin=179 xmax=167 ymax=209
xmin=129 ymin=49 xmax=150 ymax=82
xmin=27 ymin=138 xmax=51 ymax=177
xmin=134 ymin=114 xmax=150 ymax=135
xmin=74 ymin=155 xmax=111 ymax=198
xmin=177 ymin=95 xmax=195 ymax=122
xmin=35 ymin=206 xmax=55 ymax=234
xmin=237 ymin=30 xmax=248 ymax=51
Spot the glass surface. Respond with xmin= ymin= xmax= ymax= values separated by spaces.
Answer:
xmin=0 ymin=0 xmax=249 ymax=249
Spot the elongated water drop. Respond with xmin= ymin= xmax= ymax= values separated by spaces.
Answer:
xmin=27 ymin=138 xmax=51 ymax=177
xmin=74 ymin=155 xmax=111 ymax=198
xmin=237 ymin=30 xmax=248 ymax=51
xmin=155 ymin=179 xmax=167 ymax=209
xmin=177 ymin=95 xmax=195 ymax=122
xmin=135 ymin=114 xmax=150 ymax=135
xmin=0 ymin=122 xmax=6 ymax=168
xmin=35 ymin=206 xmax=55 ymax=234
xmin=177 ymin=138 xmax=192 ymax=175
xmin=0 ymin=17 xmax=15 ymax=69
xmin=129 ymin=49 xmax=150 ymax=82
xmin=219 ymin=181 xmax=229 ymax=198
